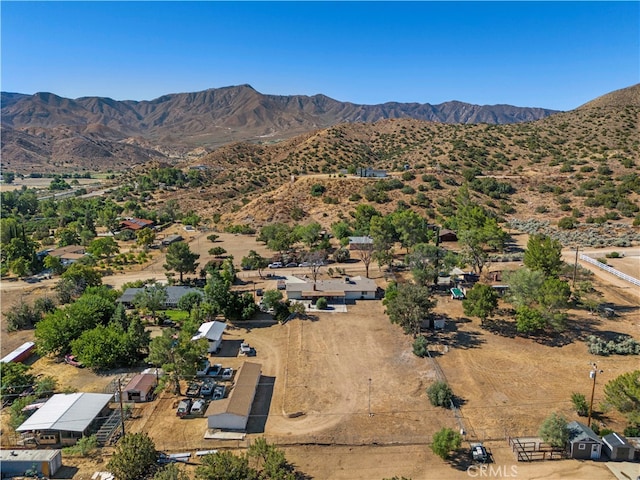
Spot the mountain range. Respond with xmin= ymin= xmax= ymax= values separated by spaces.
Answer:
xmin=1 ymin=85 xmax=559 ymax=173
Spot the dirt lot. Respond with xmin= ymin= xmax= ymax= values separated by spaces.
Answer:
xmin=2 ymin=232 xmax=639 ymax=479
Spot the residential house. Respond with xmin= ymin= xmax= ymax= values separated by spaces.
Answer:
xmin=348 ymin=236 xmax=374 ymax=251
xmin=45 ymin=245 xmax=87 ymax=266
xmin=566 ymin=421 xmax=602 ymax=460
xmin=438 ymin=229 xmax=458 ymax=242
xmin=161 ymin=234 xmax=183 ymax=246
xmin=120 ymin=218 xmax=154 ymax=231
xmin=117 ymin=286 xmax=203 ymax=309
xmin=286 ymin=276 xmax=377 ymax=304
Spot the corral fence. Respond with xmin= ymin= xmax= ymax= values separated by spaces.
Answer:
xmin=507 ymin=436 xmax=567 ymax=462
xmin=580 ymin=254 xmax=640 ymax=287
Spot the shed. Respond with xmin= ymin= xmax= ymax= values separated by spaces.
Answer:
xmin=0 ymin=449 xmax=62 ymax=477
xmin=118 ymin=286 xmax=202 ymax=308
xmin=192 ymin=321 xmax=227 ymax=353
xmin=602 ymin=432 xmax=636 ymax=461
xmin=438 ymin=229 xmax=458 ymax=242
xmin=206 ymin=362 xmax=261 ymax=431
xmin=121 ymin=373 xmax=157 ymax=402
xmin=161 ymin=234 xmax=183 ymax=246
xmin=348 ymin=236 xmax=374 ymax=250
xmin=1 ymin=341 xmax=36 ymax=363
xmin=567 ymin=421 xmax=602 ymax=460
xmin=16 ymin=393 xmax=112 ymax=446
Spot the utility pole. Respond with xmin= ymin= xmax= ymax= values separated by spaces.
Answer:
xmin=117 ymin=378 xmax=126 ymax=438
xmin=572 ymin=246 xmax=579 ymax=287
xmin=587 ymin=363 xmax=603 ymax=428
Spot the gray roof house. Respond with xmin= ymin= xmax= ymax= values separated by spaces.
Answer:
xmin=602 ymin=432 xmax=636 ymax=461
xmin=286 ymin=276 xmax=377 ymax=303
xmin=118 ymin=286 xmax=203 ymax=308
xmin=16 ymin=393 xmax=112 ymax=446
xmin=567 ymin=421 xmax=602 ymax=460
xmin=192 ymin=320 xmax=227 ymax=353
xmin=348 ymin=236 xmax=374 ymax=250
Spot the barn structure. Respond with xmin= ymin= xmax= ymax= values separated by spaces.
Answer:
xmin=206 ymin=362 xmax=262 ymax=431
xmin=566 ymin=421 xmax=602 ymax=460
xmin=0 ymin=449 xmax=62 ymax=477
xmin=16 ymin=393 xmax=112 ymax=446
xmin=192 ymin=320 xmax=227 ymax=353
xmin=121 ymin=373 xmax=157 ymax=402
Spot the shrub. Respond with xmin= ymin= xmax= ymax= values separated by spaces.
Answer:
xmin=413 ymin=336 xmax=428 ymax=357
xmin=558 ymin=217 xmax=577 ymax=229
xmin=431 ymin=427 xmax=462 ymax=459
xmin=586 ymin=335 xmax=640 ymax=356
xmin=571 ymin=393 xmax=589 ymax=416
xmin=426 ymin=380 xmax=453 ymax=408
xmin=310 ymin=184 xmax=326 ymax=197
xmin=315 ymin=297 xmax=328 ymax=310
xmin=605 ymin=251 xmax=620 ymax=258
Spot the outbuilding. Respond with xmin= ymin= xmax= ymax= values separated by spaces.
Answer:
xmin=1 ymin=341 xmax=36 ymax=363
xmin=602 ymin=432 xmax=636 ymax=461
xmin=206 ymin=362 xmax=261 ymax=431
xmin=16 ymin=392 xmax=112 ymax=446
xmin=286 ymin=276 xmax=377 ymax=304
xmin=0 ymin=449 xmax=62 ymax=477
xmin=567 ymin=421 xmax=602 ymax=460
xmin=121 ymin=373 xmax=157 ymax=402
xmin=192 ymin=321 xmax=227 ymax=353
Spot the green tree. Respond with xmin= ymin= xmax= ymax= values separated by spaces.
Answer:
xmin=295 ymin=222 xmax=323 ymax=250
xmin=332 ymin=247 xmax=350 ymax=263
xmin=370 ymin=215 xmax=397 ymax=271
xmin=426 ymin=380 xmax=453 ymax=408
xmin=258 ymin=223 xmax=297 ymax=256
xmin=571 ymin=392 xmax=589 ymax=417
xmin=87 ymin=237 xmax=119 ymax=263
xmin=44 ymin=254 xmax=65 ymax=275
xmin=10 ymin=257 xmax=30 ymax=278
xmin=136 ymin=227 xmax=156 ymax=249
xmin=133 ymin=283 xmax=168 ymax=323
xmin=208 ymin=246 xmax=227 ymax=256
xmin=177 ymin=291 xmax=203 ymax=313
xmin=515 ymin=306 xmax=547 ymax=334
xmin=385 ymin=283 xmax=436 ymax=337
xmin=604 ymin=370 xmax=640 ymax=424
xmin=195 ymin=450 xmax=257 ymax=480
xmin=431 ymin=427 xmax=462 ymax=459
xmin=146 ymin=328 xmax=207 ymax=395
xmin=241 ymin=250 xmax=269 ymax=278
xmin=413 ymin=335 xmax=428 ymax=357
xmin=391 ymin=209 xmax=430 ymax=253
xmin=248 ymin=437 xmax=296 ymax=480
xmin=5 ymin=299 xmax=43 ymax=331
xmin=462 ymin=283 xmax=499 ymax=325
xmin=56 ymin=227 xmax=81 ymax=247
xmin=107 ymin=432 xmax=158 ymax=480
xmin=164 ymin=241 xmax=200 ymax=283
xmin=0 ymin=362 xmax=35 ymax=402
xmin=523 ymin=234 xmax=563 ymax=277
xmin=538 ymin=413 xmax=569 ymax=448
xmin=262 ymin=290 xmax=283 ymax=310
xmin=503 ymin=268 xmax=545 ymax=308
xmin=98 ymin=206 xmax=121 ymax=234
xmin=316 ymin=297 xmax=328 ymax=310
xmin=351 ymin=204 xmax=380 ymax=235
xmin=405 ymin=243 xmax=447 ymax=286
xmin=331 ymin=220 xmax=352 ymax=241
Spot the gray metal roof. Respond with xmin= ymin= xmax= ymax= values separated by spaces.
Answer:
xmin=0 ymin=449 xmax=61 ymax=463
xmin=118 ymin=286 xmax=203 ymax=305
xmin=567 ymin=421 xmax=602 ymax=444
xmin=603 ymin=432 xmax=631 ymax=448
xmin=348 ymin=236 xmax=373 ymax=244
xmin=192 ymin=321 xmax=227 ymax=342
xmin=17 ymin=393 xmax=112 ymax=433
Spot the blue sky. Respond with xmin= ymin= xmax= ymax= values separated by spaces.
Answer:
xmin=2 ymin=1 xmax=638 ymax=111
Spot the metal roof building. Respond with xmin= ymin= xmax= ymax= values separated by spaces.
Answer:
xmin=118 ymin=286 xmax=203 ymax=308
xmin=206 ymin=362 xmax=262 ymax=431
xmin=0 ymin=449 xmax=62 ymax=477
xmin=16 ymin=393 xmax=112 ymax=446
xmin=192 ymin=320 xmax=227 ymax=353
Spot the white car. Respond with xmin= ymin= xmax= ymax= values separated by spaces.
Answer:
xmin=268 ymin=262 xmax=283 ymax=268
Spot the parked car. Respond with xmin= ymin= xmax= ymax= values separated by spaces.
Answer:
xmin=240 ymin=343 xmax=252 ymax=355
xmin=190 ymin=399 xmax=207 ymax=415
xmin=285 ymin=262 xmax=298 ymax=267
xmin=176 ymin=398 xmax=192 ymax=417
xmin=471 ymin=443 xmax=489 ymax=464
xmin=186 ymin=382 xmax=201 ymax=397
xmin=209 ymin=364 xmax=222 ymax=377
xmin=212 ymin=384 xmax=226 ymax=400
xmin=256 ymin=288 xmax=264 ymax=296
xmin=221 ymin=368 xmax=234 ymax=380
xmin=201 ymin=379 xmax=215 ymax=397
xmin=268 ymin=262 xmax=283 ymax=268
xmin=64 ymin=354 xmax=84 ymax=368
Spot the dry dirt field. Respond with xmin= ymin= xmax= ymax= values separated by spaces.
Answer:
xmin=2 ymin=232 xmax=639 ymax=480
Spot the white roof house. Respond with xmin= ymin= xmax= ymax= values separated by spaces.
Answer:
xmin=192 ymin=321 xmax=227 ymax=353
xmin=17 ymin=393 xmax=112 ymax=434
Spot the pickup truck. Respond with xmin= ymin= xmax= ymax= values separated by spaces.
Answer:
xmin=176 ymin=398 xmax=192 ymax=417
xmin=208 ymin=364 xmax=222 ymax=377
xmin=186 ymin=382 xmax=201 ymax=397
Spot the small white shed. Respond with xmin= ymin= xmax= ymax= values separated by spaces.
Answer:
xmin=192 ymin=321 xmax=227 ymax=353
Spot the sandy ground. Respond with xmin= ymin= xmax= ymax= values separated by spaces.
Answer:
xmin=2 ymin=232 xmax=639 ymax=480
